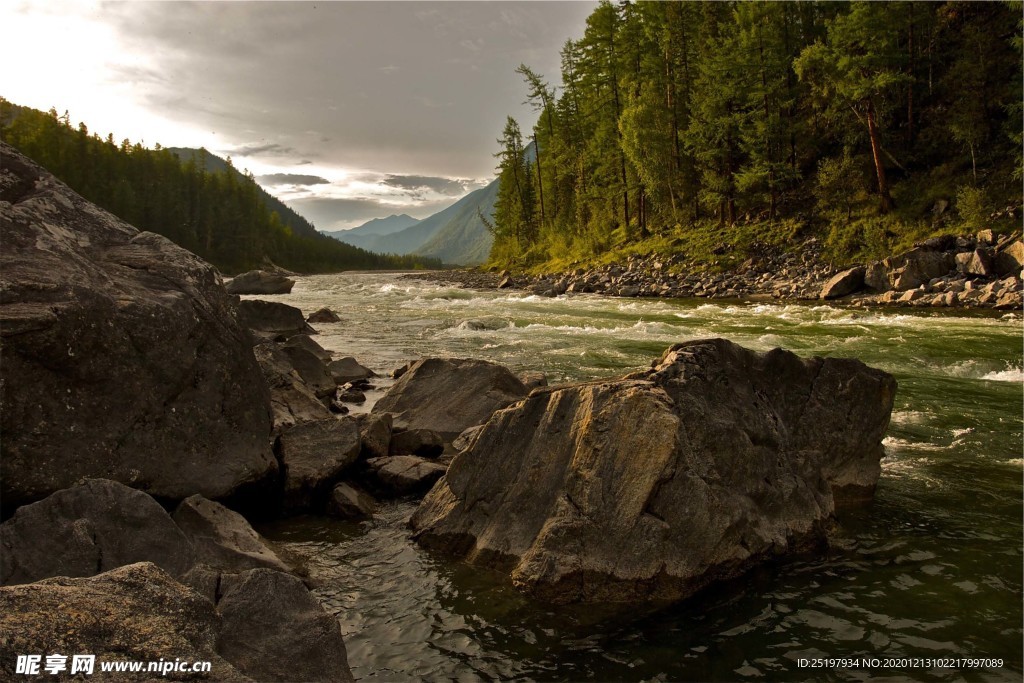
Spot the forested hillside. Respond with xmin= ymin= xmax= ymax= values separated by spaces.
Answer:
xmin=491 ymin=0 xmax=1023 ymax=271
xmin=0 ymin=101 xmax=442 ymax=274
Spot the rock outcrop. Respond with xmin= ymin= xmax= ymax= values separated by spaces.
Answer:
xmin=372 ymin=357 xmax=529 ymax=441
xmin=225 ymin=270 xmax=295 ymax=295
xmin=0 ymin=143 xmax=276 ymax=511
xmin=412 ymin=338 xmax=895 ymax=604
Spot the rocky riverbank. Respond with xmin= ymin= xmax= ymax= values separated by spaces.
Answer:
xmin=406 ymin=231 xmax=1024 ymax=311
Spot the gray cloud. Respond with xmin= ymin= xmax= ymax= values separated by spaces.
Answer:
xmin=286 ymin=195 xmax=458 ymax=232
xmin=102 ymin=1 xmax=597 ymax=177
xmin=382 ymin=175 xmax=468 ymax=196
xmin=257 ymin=173 xmax=330 ymax=186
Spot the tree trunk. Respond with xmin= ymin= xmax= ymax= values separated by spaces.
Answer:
xmin=865 ymin=100 xmax=894 ymax=212
xmin=532 ymin=134 xmax=547 ymax=229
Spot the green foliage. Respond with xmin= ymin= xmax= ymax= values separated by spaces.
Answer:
xmin=0 ymin=100 xmax=441 ymax=274
xmin=489 ymin=0 xmax=1022 ymax=271
xmin=955 ymin=185 xmax=992 ymax=230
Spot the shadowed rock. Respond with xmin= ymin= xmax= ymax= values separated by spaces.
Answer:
xmin=0 ymin=144 xmax=276 ymax=511
xmin=0 ymin=479 xmax=194 ymax=585
xmin=277 ymin=418 xmax=362 ymax=512
xmin=412 ymin=338 xmax=895 ymax=605
xmin=173 ymin=495 xmax=291 ymax=574
xmin=367 ymin=456 xmax=447 ymax=496
xmin=255 ymin=341 xmax=333 ymax=432
xmin=820 ymin=266 xmax=865 ymax=299
xmin=238 ymin=299 xmax=316 ymax=340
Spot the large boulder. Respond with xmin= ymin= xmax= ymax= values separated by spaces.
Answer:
xmin=411 ymin=339 xmax=895 ymax=604
xmin=173 ymin=495 xmax=291 ymax=574
xmin=0 ymin=144 xmax=276 ymax=511
xmin=819 ymin=266 xmax=866 ymax=299
xmin=277 ymin=418 xmax=362 ymax=511
xmin=0 ymin=563 xmax=252 ymax=682
xmin=283 ymin=334 xmax=333 ymax=363
xmin=0 ymin=479 xmax=194 ymax=585
xmin=887 ymin=248 xmax=955 ymax=290
xmin=995 ymin=240 xmax=1024 ymax=276
xmin=366 ymin=456 xmax=447 ymax=496
xmin=226 ymin=270 xmax=295 ymax=295
xmin=328 ymin=356 xmax=375 ymax=384
xmin=281 ymin=345 xmax=337 ymax=398
xmin=372 ymin=358 xmax=529 ymax=441
xmin=254 ymin=341 xmax=333 ymax=432
xmin=216 ymin=568 xmax=354 ymax=683
xmin=955 ymin=249 xmax=995 ymax=277
xmin=238 ymin=299 xmax=316 ymax=340
xmin=863 ymin=261 xmax=890 ymax=292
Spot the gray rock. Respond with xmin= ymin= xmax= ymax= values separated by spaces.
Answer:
xmin=372 ymin=358 xmax=529 ymax=441
xmin=864 ymin=262 xmax=890 ymax=292
xmin=328 ymin=356 xmax=375 ymax=384
xmin=283 ymin=334 xmax=332 ymax=363
xmin=0 ymin=563 xmax=253 ymax=682
xmin=306 ymin=307 xmax=341 ymax=324
xmin=336 ymin=387 xmax=367 ymax=403
xmin=254 ymin=341 xmax=333 ymax=432
xmin=238 ymin=299 xmax=316 ymax=339
xmin=217 ymin=568 xmax=354 ymax=683
xmin=390 ymin=428 xmax=445 ymax=458
xmin=226 ymin=270 xmax=295 ymax=295
xmin=278 ymin=418 xmax=362 ymax=511
xmin=955 ymin=249 xmax=994 ymax=277
xmin=412 ymin=338 xmax=895 ymax=605
xmin=619 ymin=285 xmax=640 ymax=297
xmin=452 ymin=425 xmax=486 ymax=452
xmin=0 ymin=144 xmax=276 ymax=511
xmin=820 ymin=266 xmax=866 ymax=299
xmin=518 ymin=371 xmax=549 ymax=391
xmin=0 ymin=479 xmax=194 ymax=585
xmin=889 ymin=248 xmax=955 ymax=290
xmin=326 ymin=482 xmax=377 ymax=520
xmin=366 ymin=456 xmax=447 ymax=496
xmin=282 ymin=345 xmax=337 ymax=398
xmin=356 ymin=412 xmax=392 ymax=459
xmin=995 ymin=240 xmax=1024 ymax=276
xmin=173 ymin=495 xmax=291 ymax=574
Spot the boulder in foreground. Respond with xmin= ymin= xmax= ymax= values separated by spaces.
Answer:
xmin=0 ymin=143 xmax=276 ymax=511
xmin=412 ymin=338 xmax=895 ymax=604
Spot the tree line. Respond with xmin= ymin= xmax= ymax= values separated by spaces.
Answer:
xmin=491 ymin=0 xmax=1022 ymax=268
xmin=0 ymin=100 xmax=442 ymax=274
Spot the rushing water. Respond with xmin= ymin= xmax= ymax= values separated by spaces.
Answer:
xmin=256 ymin=272 xmax=1022 ymax=682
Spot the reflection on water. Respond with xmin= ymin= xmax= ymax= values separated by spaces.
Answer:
xmin=254 ymin=272 xmax=1022 ymax=681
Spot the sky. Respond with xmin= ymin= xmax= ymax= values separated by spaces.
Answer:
xmin=1 ymin=1 xmax=596 ymax=230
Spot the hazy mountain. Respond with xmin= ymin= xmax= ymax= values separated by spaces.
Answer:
xmin=334 ymin=214 xmax=420 ymax=238
xmin=414 ymin=178 xmax=498 ymax=265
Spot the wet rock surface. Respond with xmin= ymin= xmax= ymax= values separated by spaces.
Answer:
xmin=226 ymin=270 xmax=295 ymax=295
xmin=277 ymin=418 xmax=362 ymax=512
xmin=412 ymin=338 xmax=895 ymax=604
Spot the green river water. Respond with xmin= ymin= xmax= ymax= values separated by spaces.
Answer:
xmin=256 ymin=272 xmax=1022 ymax=682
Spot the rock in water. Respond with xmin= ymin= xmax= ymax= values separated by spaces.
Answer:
xmin=0 ymin=563 xmax=252 ymax=682
xmin=372 ymin=357 xmax=529 ymax=441
xmin=172 ymin=495 xmax=292 ymax=574
xmin=411 ymin=338 xmax=895 ymax=604
xmin=216 ymin=568 xmax=354 ymax=683
xmin=238 ymin=299 xmax=316 ymax=340
xmin=277 ymin=418 xmax=362 ymax=512
xmin=226 ymin=270 xmax=295 ymax=295
xmin=307 ymin=306 xmax=342 ymax=324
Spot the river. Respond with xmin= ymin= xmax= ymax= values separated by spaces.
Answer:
xmin=255 ymin=271 xmax=1022 ymax=682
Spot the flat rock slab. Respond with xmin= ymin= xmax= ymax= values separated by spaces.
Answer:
xmin=328 ymin=356 xmax=375 ymax=384
xmin=278 ymin=418 xmax=362 ymax=511
xmin=0 ymin=479 xmax=194 ymax=585
xmin=372 ymin=357 xmax=529 ymax=441
xmin=238 ymin=299 xmax=316 ymax=339
xmin=173 ymin=495 xmax=291 ymax=574
xmin=0 ymin=563 xmax=252 ymax=682
xmin=367 ymin=456 xmax=447 ymax=496
xmin=0 ymin=144 xmax=276 ymax=511
xmin=412 ymin=338 xmax=895 ymax=605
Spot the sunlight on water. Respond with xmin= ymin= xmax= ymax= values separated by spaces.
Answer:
xmin=254 ymin=272 xmax=1023 ymax=682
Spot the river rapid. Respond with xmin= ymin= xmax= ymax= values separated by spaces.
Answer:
xmin=256 ymin=271 xmax=1022 ymax=682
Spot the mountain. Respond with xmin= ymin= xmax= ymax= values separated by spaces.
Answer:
xmin=414 ymin=179 xmax=498 ymax=265
xmin=329 ymin=214 xmax=420 ymax=239
xmin=321 ymin=179 xmax=498 ymax=265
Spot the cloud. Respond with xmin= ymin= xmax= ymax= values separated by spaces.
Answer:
xmin=381 ymin=174 xmax=469 ymax=196
xmin=285 ymin=195 xmax=458 ymax=231
xmin=257 ymin=173 xmax=329 ymax=186
xmin=226 ymin=142 xmax=301 ymax=158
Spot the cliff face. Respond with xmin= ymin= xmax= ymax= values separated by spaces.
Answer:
xmin=0 ymin=142 xmax=276 ymax=511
